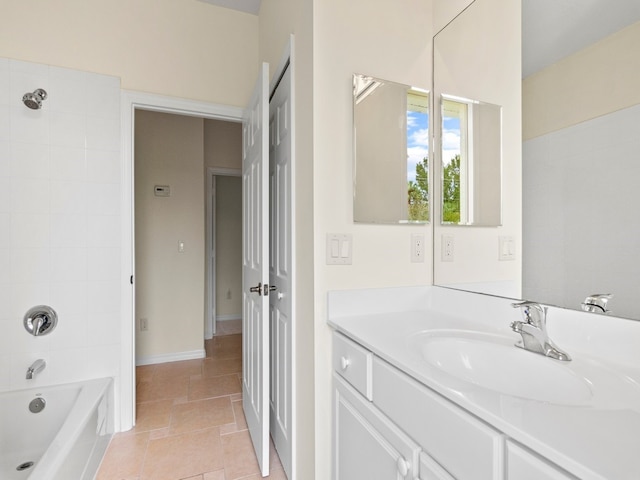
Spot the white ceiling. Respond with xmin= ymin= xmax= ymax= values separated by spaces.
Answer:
xmin=522 ymin=0 xmax=640 ymax=77
xmin=197 ymin=0 xmax=261 ymax=15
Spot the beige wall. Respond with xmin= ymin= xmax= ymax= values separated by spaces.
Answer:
xmin=215 ymin=176 xmax=242 ymax=318
xmin=204 ymin=119 xmax=243 ymax=170
xmin=0 ymin=0 xmax=258 ymax=106
xmin=135 ymin=110 xmax=205 ymax=359
xmin=523 ymin=20 xmax=640 ymax=140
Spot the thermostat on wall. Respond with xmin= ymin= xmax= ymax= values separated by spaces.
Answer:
xmin=154 ymin=185 xmax=171 ymax=197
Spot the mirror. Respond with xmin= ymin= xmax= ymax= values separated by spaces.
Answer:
xmin=353 ymin=74 xmax=430 ymax=224
xmin=440 ymin=94 xmax=502 ymax=226
xmin=432 ymin=0 xmax=521 ymax=299
xmin=434 ymin=0 xmax=640 ymax=320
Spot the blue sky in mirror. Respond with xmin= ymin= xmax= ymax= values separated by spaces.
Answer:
xmin=407 ymin=110 xmax=429 ymax=182
xmin=442 ymin=116 xmax=461 ymax=165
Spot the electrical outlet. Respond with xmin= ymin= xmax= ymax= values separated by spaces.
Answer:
xmin=140 ymin=317 xmax=149 ymax=331
xmin=411 ymin=234 xmax=425 ymax=263
xmin=442 ymin=235 xmax=454 ymax=262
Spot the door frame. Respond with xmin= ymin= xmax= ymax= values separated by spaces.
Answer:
xmin=205 ymin=167 xmax=242 ymax=339
xmin=120 ymin=91 xmax=242 ymax=431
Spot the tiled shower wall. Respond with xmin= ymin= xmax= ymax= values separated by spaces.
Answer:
xmin=523 ymin=103 xmax=640 ymax=319
xmin=0 ymin=58 xmax=122 ymax=391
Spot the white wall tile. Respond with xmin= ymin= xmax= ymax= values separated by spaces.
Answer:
xmin=86 ymin=149 xmax=120 ymax=183
xmin=50 ymin=146 xmax=86 ymax=181
xmin=0 ymin=140 xmax=9 ymax=176
xmin=10 ymin=106 xmax=49 ymax=145
xmin=0 ymin=215 xmax=8 ymax=248
xmin=49 ymin=313 xmax=87 ymax=350
xmin=11 ymin=177 xmax=50 ymax=214
xmin=87 ymin=215 xmax=121 ymax=248
xmin=0 ymin=106 xmax=10 ymax=142
xmin=50 ymin=180 xmax=87 ymax=214
xmin=50 ymin=281 xmax=88 ymax=317
xmin=11 ymin=142 xmax=50 ymax=178
xmin=50 ymin=111 xmax=86 ymax=148
xmin=10 ymin=248 xmax=51 ymax=284
xmin=9 ymin=282 xmax=50 ymax=320
xmin=49 ymin=66 xmax=87 ymax=115
xmin=0 ymin=248 xmax=10 ymax=285
xmin=50 ymin=214 xmax=87 ymax=248
xmin=11 ymin=213 xmax=50 ymax=248
xmin=0 ymin=353 xmax=11 ymax=390
xmin=0 ymin=177 xmax=9 ymax=213
xmin=86 ymin=116 xmax=120 ymax=151
xmin=86 ymin=183 xmax=120 ymax=215
xmin=50 ymin=247 xmax=88 ymax=282
xmin=87 ymin=281 xmax=120 ymax=314
xmin=87 ymin=247 xmax=121 ymax=281
xmin=47 ymin=347 xmax=88 ymax=384
xmin=86 ymin=313 xmax=120 ymax=347
xmin=10 ymin=350 xmax=51 ymax=389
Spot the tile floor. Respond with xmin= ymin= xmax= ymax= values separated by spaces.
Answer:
xmin=96 ymin=331 xmax=286 ymax=480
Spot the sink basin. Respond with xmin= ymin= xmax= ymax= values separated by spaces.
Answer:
xmin=409 ymin=330 xmax=594 ymax=405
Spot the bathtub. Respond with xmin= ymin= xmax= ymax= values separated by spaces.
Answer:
xmin=0 ymin=377 xmax=114 ymax=480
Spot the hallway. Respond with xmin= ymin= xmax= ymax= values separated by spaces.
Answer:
xmin=97 ymin=333 xmax=285 ymax=480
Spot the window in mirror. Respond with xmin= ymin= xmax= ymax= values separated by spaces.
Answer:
xmin=353 ymin=74 xmax=429 ymax=224
xmin=440 ymin=94 xmax=502 ymax=226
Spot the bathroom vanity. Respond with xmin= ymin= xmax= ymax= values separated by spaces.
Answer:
xmin=328 ymin=286 xmax=640 ymax=480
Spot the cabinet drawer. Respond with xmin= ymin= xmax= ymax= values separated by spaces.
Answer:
xmin=334 ymin=374 xmax=420 ymax=479
xmin=507 ymin=441 xmax=578 ymax=480
xmin=373 ymin=357 xmax=504 ymax=480
xmin=333 ymin=332 xmax=372 ymax=400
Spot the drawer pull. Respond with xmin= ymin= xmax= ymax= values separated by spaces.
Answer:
xmin=396 ymin=456 xmax=410 ymax=477
xmin=340 ymin=356 xmax=350 ymax=371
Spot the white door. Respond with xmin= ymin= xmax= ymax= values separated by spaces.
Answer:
xmin=242 ymin=62 xmax=270 ymax=477
xmin=269 ymin=64 xmax=294 ymax=478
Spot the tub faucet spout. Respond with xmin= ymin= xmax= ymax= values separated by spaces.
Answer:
xmin=26 ymin=359 xmax=46 ymax=380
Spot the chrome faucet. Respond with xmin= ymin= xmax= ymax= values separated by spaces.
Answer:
xmin=510 ymin=301 xmax=571 ymax=361
xmin=581 ymin=293 xmax=613 ymax=314
xmin=26 ymin=359 xmax=46 ymax=380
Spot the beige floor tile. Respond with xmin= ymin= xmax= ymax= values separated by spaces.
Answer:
xmin=203 ymin=469 xmax=226 ymax=480
xmin=96 ymin=431 xmax=149 ymax=480
xmin=141 ymin=427 xmax=224 ymax=480
xmin=238 ymin=466 xmax=288 ymax=480
xmin=169 ymin=396 xmax=235 ymax=435
xmin=221 ymin=430 xmax=262 ymax=480
xmin=189 ymin=374 xmax=242 ymax=401
xmin=137 ymin=376 xmax=190 ymax=403
xmin=133 ymin=398 xmax=174 ymax=432
xmin=136 ymin=365 xmax=156 ymax=384
xmin=203 ymin=357 xmax=242 ymax=377
xmin=215 ymin=319 xmax=242 ymax=336
xmin=182 ymin=476 xmax=204 ymax=480
xmin=208 ymin=335 xmax=242 ymax=360
xmin=232 ymin=401 xmax=248 ymax=431
xmin=153 ymin=359 xmax=203 ymax=381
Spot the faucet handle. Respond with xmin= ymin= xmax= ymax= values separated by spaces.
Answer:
xmin=581 ymin=293 xmax=613 ymax=314
xmin=511 ymin=301 xmax=546 ymax=327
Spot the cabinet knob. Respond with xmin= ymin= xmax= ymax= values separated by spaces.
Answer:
xmin=396 ymin=456 xmax=410 ymax=477
xmin=340 ymin=356 xmax=350 ymax=371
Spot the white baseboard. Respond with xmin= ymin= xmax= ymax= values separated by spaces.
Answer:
xmin=216 ymin=314 xmax=241 ymax=322
xmin=135 ymin=349 xmax=206 ymax=366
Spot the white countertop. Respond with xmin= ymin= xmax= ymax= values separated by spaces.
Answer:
xmin=327 ymin=286 xmax=640 ymax=480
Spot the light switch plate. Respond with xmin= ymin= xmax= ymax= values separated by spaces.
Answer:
xmin=326 ymin=234 xmax=352 ymax=265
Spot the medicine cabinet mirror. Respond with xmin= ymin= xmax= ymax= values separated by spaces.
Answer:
xmin=353 ymin=74 xmax=430 ymax=224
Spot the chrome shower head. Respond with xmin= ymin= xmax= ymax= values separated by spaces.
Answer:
xmin=22 ymin=88 xmax=47 ymax=110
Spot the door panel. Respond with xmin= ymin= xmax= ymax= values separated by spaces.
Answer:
xmin=269 ymin=64 xmax=293 ymax=478
xmin=242 ymin=62 xmax=270 ymax=477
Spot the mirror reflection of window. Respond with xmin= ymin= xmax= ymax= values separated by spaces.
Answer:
xmin=440 ymin=95 xmax=502 ymax=226
xmin=407 ymin=90 xmax=429 ymax=222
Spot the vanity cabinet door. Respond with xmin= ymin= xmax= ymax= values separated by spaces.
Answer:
xmin=419 ymin=452 xmax=455 ymax=480
xmin=334 ymin=374 xmax=420 ymax=480
xmin=507 ymin=441 xmax=578 ymax=480
xmin=373 ymin=357 xmax=504 ymax=480
xmin=333 ymin=332 xmax=373 ymax=400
